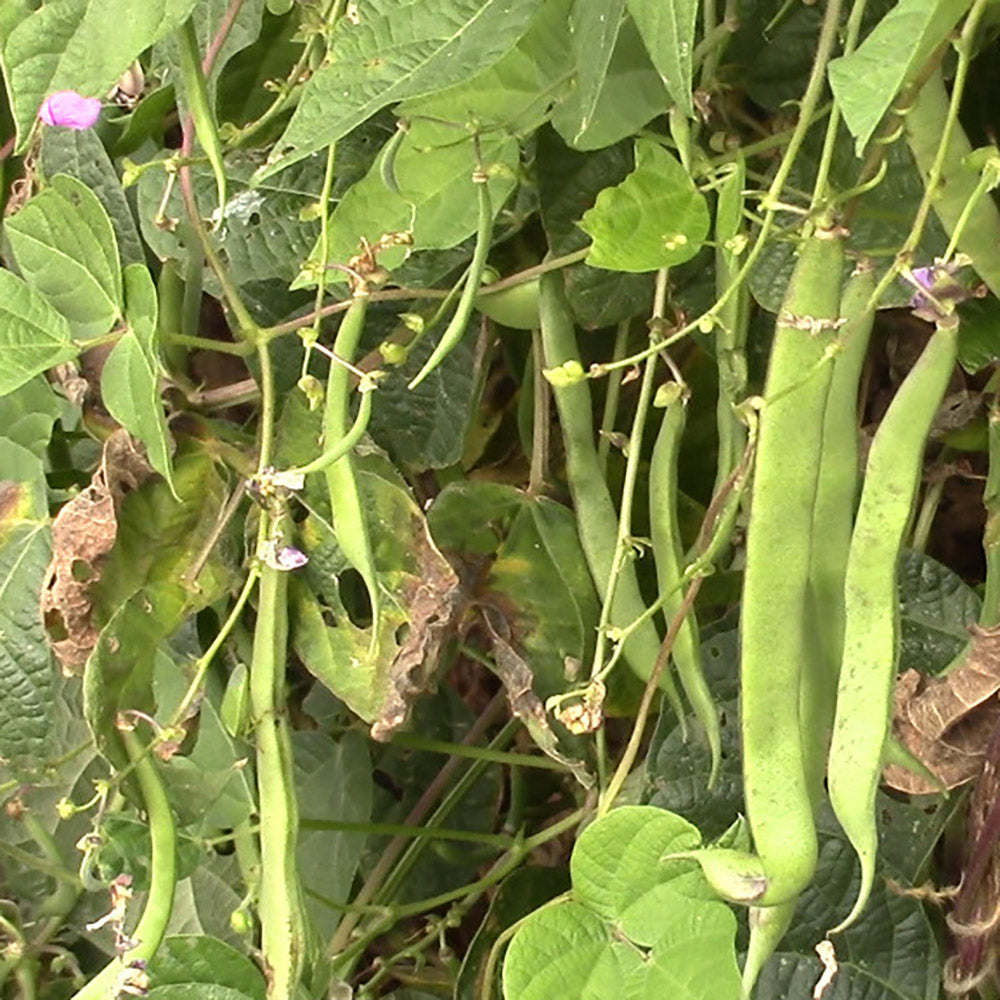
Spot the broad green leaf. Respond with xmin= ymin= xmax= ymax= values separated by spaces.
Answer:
xmin=570 ymin=806 xmax=712 ymax=936
xmin=579 ymin=138 xmax=709 ymax=272
xmin=0 ymin=269 xmax=77 ymax=396
xmin=101 ymin=265 xmax=175 ymax=490
xmin=256 ymin=0 xmax=539 ymax=179
xmin=145 ymin=986 xmax=258 ymax=1000
xmin=0 ymin=375 xmax=74 ymax=459
xmin=562 ymin=0 xmax=626 ymax=143
xmin=293 ymin=128 xmax=517 ymax=288
xmin=93 ymin=810 xmax=201 ymax=891
xmin=628 ymin=0 xmax=697 ymax=118
xmin=828 ymin=0 xmax=973 ymax=155
xmin=504 ymin=901 xmax=649 ymax=1000
xmin=396 ymin=0 xmax=573 ymax=139
xmin=40 ymin=127 xmax=144 ymax=266
xmin=146 ymin=935 xmax=266 ymax=999
xmin=367 ymin=321 xmax=479 ymax=470
xmin=295 ymin=730 xmax=372 ymax=938
xmin=536 ymin=128 xmax=654 ymax=327
xmin=5 ymin=174 xmax=122 ymax=340
xmin=0 ymin=439 xmax=54 ymax=775
xmin=551 ymin=17 xmax=669 ymax=152
xmin=899 ymin=549 xmax=980 ymax=675
xmin=957 ymin=294 xmax=1000 ymax=373
xmin=4 ymin=0 xmax=199 ymax=150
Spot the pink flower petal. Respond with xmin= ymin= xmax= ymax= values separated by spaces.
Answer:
xmin=39 ymin=91 xmax=102 ymax=130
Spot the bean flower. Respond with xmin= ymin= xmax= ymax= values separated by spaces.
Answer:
xmin=38 ymin=90 xmax=102 ymax=130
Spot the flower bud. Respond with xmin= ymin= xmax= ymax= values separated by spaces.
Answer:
xmin=38 ymin=91 xmax=102 ymax=130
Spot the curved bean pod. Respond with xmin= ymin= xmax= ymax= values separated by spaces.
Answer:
xmin=71 ymin=729 xmax=176 ymax=1000
xmin=802 ymin=260 xmax=876 ymax=801
xmin=828 ymin=320 xmax=959 ymax=933
xmin=408 ymin=172 xmax=494 ymax=389
xmin=538 ymin=271 xmax=685 ymax=717
xmin=741 ymin=225 xmax=844 ymax=906
xmin=324 ymin=292 xmax=381 ymax=636
xmin=649 ymin=384 xmax=721 ymax=785
xmin=251 ymin=511 xmax=307 ymax=997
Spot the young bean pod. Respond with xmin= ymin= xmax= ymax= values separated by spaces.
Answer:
xmin=324 ymin=292 xmax=381 ymax=637
xmin=802 ymin=259 xmax=876 ymax=801
xmin=741 ymin=224 xmax=844 ymax=906
xmin=649 ymin=383 xmax=721 ymax=785
xmin=177 ymin=18 xmax=226 ymax=222
xmin=251 ymin=510 xmax=307 ymax=998
xmin=538 ymin=271 xmax=686 ymax=717
xmin=828 ymin=320 xmax=959 ymax=933
xmin=71 ymin=730 xmax=176 ymax=1000
xmin=408 ymin=171 xmax=494 ymax=389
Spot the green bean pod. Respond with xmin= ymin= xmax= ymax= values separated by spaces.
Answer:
xmin=741 ymin=226 xmax=844 ymax=906
xmin=802 ymin=260 xmax=876 ymax=802
xmin=71 ymin=730 xmax=177 ymax=1000
xmin=324 ymin=292 xmax=380 ymax=636
xmin=743 ymin=899 xmax=797 ymax=994
xmin=408 ymin=174 xmax=494 ymax=389
xmin=178 ymin=18 xmax=227 ymax=221
xmin=905 ymin=66 xmax=1000 ymax=298
xmin=649 ymin=384 xmax=721 ymax=785
xmin=251 ymin=512 xmax=306 ymax=998
xmin=828 ymin=320 xmax=959 ymax=933
xmin=539 ymin=271 xmax=685 ymax=717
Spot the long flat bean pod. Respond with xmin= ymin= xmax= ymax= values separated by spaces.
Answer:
xmin=71 ymin=730 xmax=176 ymax=1000
xmin=649 ymin=384 xmax=721 ymax=785
xmin=802 ymin=260 xmax=876 ymax=801
xmin=741 ymin=225 xmax=844 ymax=905
xmin=538 ymin=271 xmax=685 ymax=716
xmin=252 ymin=511 xmax=306 ymax=998
xmin=905 ymin=66 xmax=1000 ymax=298
xmin=324 ymin=291 xmax=381 ymax=637
xmin=828 ymin=320 xmax=959 ymax=933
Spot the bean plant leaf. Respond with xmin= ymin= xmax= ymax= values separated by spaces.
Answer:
xmin=579 ymin=138 xmax=709 ymax=272
xmin=101 ymin=265 xmax=175 ymax=491
xmin=255 ymin=0 xmax=539 ymax=181
xmin=828 ymin=0 xmax=973 ymax=155
xmin=40 ymin=127 xmax=145 ymax=267
xmin=294 ymin=730 xmax=372 ymax=939
xmin=551 ymin=16 xmax=669 ymax=152
xmin=628 ymin=0 xmax=697 ymax=118
xmin=146 ymin=935 xmax=266 ymax=999
xmin=396 ymin=0 xmax=574 ymax=139
xmin=5 ymin=173 xmax=122 ymax=340
xmin=561 ymin=0 xmax=626 ymax=144
xmin=0 ymin=377 xmax=73 ymax=460
xmin=0 ymin=269 xmax=77 ymax=398
xmin=4 ymin=0 xmax=200 ymax=150
xmin=505 ymin=806 xmax=743 ymax=1000
xmin=0 ymin=439 xmax=54 ymax=776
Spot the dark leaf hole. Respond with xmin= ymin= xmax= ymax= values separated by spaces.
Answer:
xmin=44 ymin=608 xmax=68 ymax=642
xmin=338 ymin=569 xmax=373 ymax=628
xmin=248 ymin=211 xmax=261 ymax=226
xmin=70 ymin=558 xmax=93 ymax=583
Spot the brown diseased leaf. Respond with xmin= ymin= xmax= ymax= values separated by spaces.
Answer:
xmin=40 ymin=431 xmax=152 ymax=674
xmin=369 ymin=523 xmax=464 ymax=742
xmin=884 ymin=624 xmax=1000 ymax=794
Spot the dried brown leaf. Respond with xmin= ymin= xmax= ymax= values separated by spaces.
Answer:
xmin=885 ymin=625 xmax=1000 ymax=794
xmin=40 ymin=431 xmax=152 ymax=674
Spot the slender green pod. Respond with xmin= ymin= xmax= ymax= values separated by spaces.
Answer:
xmin=743 ymin=900 xmax=797 ymax=994
xmin=981 ymin=400 xmax=1000 ymax=626
xmin=802 ymin=259 xmax=876 ymax=801
xmin=409 ymin=173 xmax=494 ymax=389
xmin=741 ymin=225 xmax=844 ymax=906
xmin=713 ymin=158 xmax=751 ymax=496
xmin=178 ymin=18 xmax=227 ymax=222
xmin=649 ymin=383 xmax=721 ymax=786
xmin=905 ymin=67 xmax=1000 ymax=298
xmin=71 ymin=730 xmax=176 ymax=1000
xmin=828 ymin=320 xmax=959 ymax=933
xmin=324 ymin=292 xmax=381 ymax=636
xmin=538 ymin=271 xmax=685 ymax=717
xmin=251 ymin=512 xmax=307 ymax=998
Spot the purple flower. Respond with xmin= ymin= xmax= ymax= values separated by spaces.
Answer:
xmin=38 ymin=91 xmax=102 ymax=130
xmin=274 ymin=546 xmax=308 ymax=571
